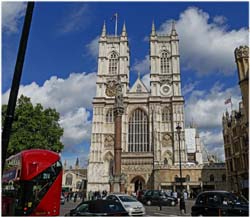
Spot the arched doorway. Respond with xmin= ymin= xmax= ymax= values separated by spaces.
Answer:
xmin=131 ymin=176 xmax=145 ymax=193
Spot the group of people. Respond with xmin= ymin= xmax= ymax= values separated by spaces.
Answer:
xmin=65 ymin=192 xmax=85 ymax=202
xmin=87 ymin=190 xmax=108 ymax=200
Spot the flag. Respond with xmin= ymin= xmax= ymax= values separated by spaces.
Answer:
xmin=111 ymin=13 xmax=118 ymax=21
xmin=224 ymin=97 xmax=231 ymax=105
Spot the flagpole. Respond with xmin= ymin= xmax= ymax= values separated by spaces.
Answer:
xmin=115 ymin=13 xmax=118 ymax=36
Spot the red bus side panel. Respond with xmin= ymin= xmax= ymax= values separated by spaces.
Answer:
xmin=31 ymin=171 xmax=62 ymax=216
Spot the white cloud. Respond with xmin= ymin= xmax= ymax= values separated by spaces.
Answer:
xmin=185 ymin=83 xmax=242 ymax=161
xmin=213 ymin=15 xmax=227 ymax=25
xmin=182 ymin=80 xmax=200 ymax=96
xmin=59 ymin=107 xmax=92 ymax=146
xmin=86 ymin=36 xmax=99 ymax=58
xmin=2 ymin=72 xmax=97 ymax=148
xmin=2 ymin=2 xmax=26 ymax=33
xmin=132 ymin=55 xmax=150 ymax=75
xmin=200 ymin=130 xmax=225 ymax=161
xmin=134 ymin=7 xmax=248 ymax=76
xmin=158 ymin=7 xmax=248 ymax=75
xmin=185 ymin=83 xmax=241 ymax=129
xmin=58 ymin=4 xmax=91 ymax=34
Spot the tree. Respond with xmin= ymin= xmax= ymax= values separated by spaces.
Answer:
xmin=2 ymin=95 xmax=64 ymax=158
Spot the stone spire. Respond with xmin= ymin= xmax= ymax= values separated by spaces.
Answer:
xmin=64 ymin=160 xmax=67 ymax=169
xmin=171 ymin=20 xmax=178 ymax=36
xmin=101 ymin=20 xmax=106 ymax=37
xmin=122 ymin=22 xmax=127 ymax=37
xmin=151 ymin=20 xmax=156 ymax=36
xmin=75 ymin=157 xmax=79 ymax=169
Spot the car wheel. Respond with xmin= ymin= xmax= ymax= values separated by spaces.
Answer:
xmin=171 ymin=201 xmax=175 ymax=206
xmin=198 ymin=214 xmax=203 ymax=217
xmin=146 ymin=200 xmax=152 ymax=206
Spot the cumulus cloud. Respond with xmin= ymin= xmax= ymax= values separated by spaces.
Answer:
xmin=185 ymin=83 xmax=241 ymax=161
xmin=185 ymin=83 xmax=241 ymax=129
xmin=86 ymin=36 xmax=99 ymax=58
xmin=182 ymin=80 xmax=200 ymax=96
xmin=59 ymin=108 xmax=92 ymax=145
xmin=134 ymin=7 xmax=248 ymax=76
xmin=200 ymin=130 xmax=225 ymax=161
xmin=2 ymin=2 xmax=26 ymax=33
xmin=2 ymin=72 xmax=97 ymax=147
xmin=58 ymin=4 xmax=91 ymax=34
xmin=132 ymin=55 xmax=150 ymax=75
xmin=158 ymin=7 xmax=248 ymax=75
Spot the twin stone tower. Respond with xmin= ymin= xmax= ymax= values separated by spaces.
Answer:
xmin=87 ymin=21 xmax=203 ymax=194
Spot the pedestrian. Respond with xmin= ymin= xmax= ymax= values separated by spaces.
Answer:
xmin=184 ymin=191 xmax=188 ymax=200
xmin=180 ymin=195 xmax=186 ymax=214
xmin=74 ymin=193 xmax=77 ymax=202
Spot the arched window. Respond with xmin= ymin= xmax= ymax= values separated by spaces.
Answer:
xmin=162 ymin=107 xmax=172 ymax=122
xmin=210 ymin=174 xmax=215 ymax=182
xmin=160 ymin=52 xmax=170 ymax=74
xmin=109 ymin=52 xmax=118 ymax=74
xmin=186 ymin=175 xmax=190 ymax=182
xmin=65 ymin=173 xmax=73 ymax=185
xmin=128 ymin=109 xmax=149 ymax=152
xmin=222 ymin=174 xmax=226 ymax=182
xmin=106 ymin=109 xmax=114 ymax=123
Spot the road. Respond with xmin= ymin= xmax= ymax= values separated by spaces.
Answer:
xmin=60 ymin=199 xmax=195 ymax=216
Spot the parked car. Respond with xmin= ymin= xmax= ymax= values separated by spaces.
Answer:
xmin=142 ymin=190 xmax=177 ymax=206
xmin=191 ymin=191 xmax=249 ymax=216
xmin=137 ymin=190 xmax=147 ymax=202
xmin=163 ymin=191 xmax=178 ymax=205
xmin=61 ymin=194 xmax=65 ymax=205
xmin=106 ymin=193 xmax=145 ymax=216
xmin=65 ymin=199 xmax=129 ymax=216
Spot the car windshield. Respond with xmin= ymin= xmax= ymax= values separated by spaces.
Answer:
xmin=234 ymin=195 xmax=249 ymax=205
xmin=118 ymin=195 xmax=138 ymax=202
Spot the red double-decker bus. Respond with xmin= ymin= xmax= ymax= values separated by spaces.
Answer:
xmin=2 ymin=149 xmax=63 ymax=216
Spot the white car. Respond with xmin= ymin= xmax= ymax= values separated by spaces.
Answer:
xmin=106 ymin=193 xmax=145 ymax=216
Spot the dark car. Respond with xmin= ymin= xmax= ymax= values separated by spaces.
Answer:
xmin=191 ymin=191 xmax=249 ymax=216
xmin=137 ymin=190 xmax=147 ymax=202
xmin=142 ymin=190 xmax=177 ymax=206
xmin=65 ymin=199 xmax=129 ymax=216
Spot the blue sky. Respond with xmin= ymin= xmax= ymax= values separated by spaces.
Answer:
xmin=2 ymin=1 xmax=249 ymax=168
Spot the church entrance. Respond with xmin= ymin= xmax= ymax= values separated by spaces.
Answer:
xmin=131 ymin=176 xmax=145 ymax=193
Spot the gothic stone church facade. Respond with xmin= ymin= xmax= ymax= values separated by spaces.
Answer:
xmin=87 ymin=22 xmax=205 ymax=194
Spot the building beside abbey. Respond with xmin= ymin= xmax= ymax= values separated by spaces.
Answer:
xmin=87 ymin=21 xmax=227 ymax=195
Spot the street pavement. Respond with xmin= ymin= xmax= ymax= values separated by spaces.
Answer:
xmin=60 ymin=199 xmax=196 ymax=216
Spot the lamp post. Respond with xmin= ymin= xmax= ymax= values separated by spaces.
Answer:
xmin=176 ymin=122 xmax=185 ymax=213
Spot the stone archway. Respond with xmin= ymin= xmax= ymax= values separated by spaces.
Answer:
xmin=131 ymin=176 xmax=145 ymax=193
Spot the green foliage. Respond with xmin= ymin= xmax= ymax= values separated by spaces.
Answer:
xmin=2 ymin=95 xmax=64 ymax=157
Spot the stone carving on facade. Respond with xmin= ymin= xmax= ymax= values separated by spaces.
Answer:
xmin=105 ymin=80 xmax=117 ymax=97
xmin=114 ymin=77 xmax=124 ymax=115
xmin=160 ymin=76 xmax=172 ymax=85
xmin=122 ymin=165 xmax=152 ymax=173
xmin=235 ymin=45 xmax=249 ymax=59
xmin=104 ymin=134 xmax=114 ymax=148
xmin=162 ymin=133 xmax=172 ymax=147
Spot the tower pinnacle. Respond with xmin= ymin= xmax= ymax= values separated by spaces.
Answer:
xmin=122 ymin=22 xmax=127 ymax=36
xmin=101 ymin=20 xmax=106 ymax=37
xmin=151 ymin=20 xmax=156 ymax=36
xmin=171 ymin=20 xmax=178 ymax=36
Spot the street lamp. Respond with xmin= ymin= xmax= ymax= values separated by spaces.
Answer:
xmin=176 ymin=122 xmax=185 ymax=213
